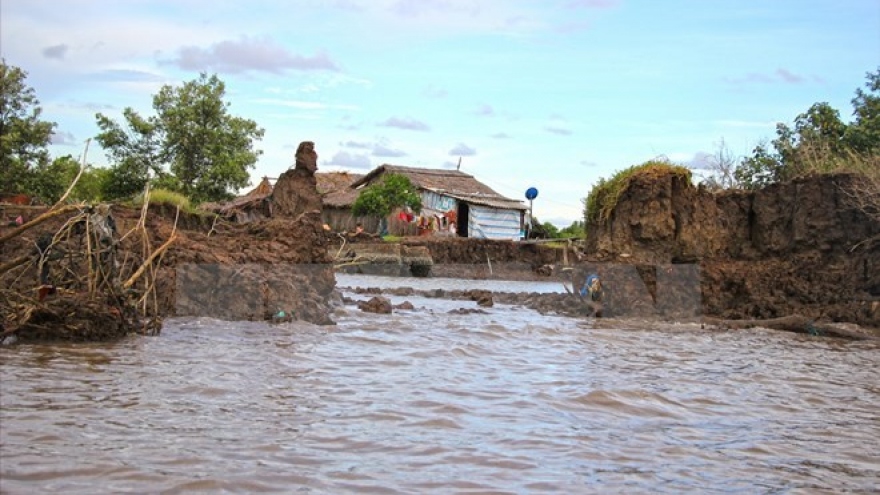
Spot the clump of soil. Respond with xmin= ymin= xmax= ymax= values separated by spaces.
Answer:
xmin=5 ymin=293 xmax=149 ymax=343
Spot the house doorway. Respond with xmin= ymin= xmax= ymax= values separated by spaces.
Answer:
xmin=457 ymin=202 xmax=469 ymax=238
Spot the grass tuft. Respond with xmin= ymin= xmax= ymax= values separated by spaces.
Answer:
xmin=585 ymin=158 xmax=691 ymax=225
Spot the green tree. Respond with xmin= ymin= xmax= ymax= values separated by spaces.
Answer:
xmin=559 ymin=220 xmax=586 ymax=238
xmin=156 ymin=73 xmax=263 ymax=202
xmin=540 ymin=221 xmax=560 ymax=238
xmin=95 ymin=108 xmax=165 ymax=199
xmin=845 ymin=68 xmax=880 ymax=154
xmin=351 ymin=173 xmax=422 ymax=218
xmin=735 ymin=68 xmax=879 ymax=188
xmin=27 ymin=155 xmax=107 ymax=203
xmin=734 ymin=139 xmax=785 ymax=190
xmin=95 ymin=73 xmax=264 ymax=203
xmin=0 ymin=60 xmax=56 ymax=193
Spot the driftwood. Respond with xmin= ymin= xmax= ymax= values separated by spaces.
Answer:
xmin=1 ymin=196 xmax=174 ymax=341
xmin=703 ymin=315 xmax=879 ymax=341
xmin=123 ymin=233 xmax=177 ymax=290
xmin=0 ymin=254 xmax=31 ymax=278
xmin=0 ymin=204 xmax=81 ymax=246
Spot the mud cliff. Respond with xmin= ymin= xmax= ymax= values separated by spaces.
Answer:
xmin=153 ymin=141 xmax=335 ymax=324
xmin=585 ymin=170 xmax=879 ymax=327
xmin=0 ymin=141 xmax=338 ymax=342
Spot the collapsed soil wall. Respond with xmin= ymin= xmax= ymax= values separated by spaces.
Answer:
xmin=584 ymin=171 xmax=879 ymax=327
xmin=402 ymin=237 xmax=571 ymax=269
xmin=1 ymin=141 xmax=339 ymax=339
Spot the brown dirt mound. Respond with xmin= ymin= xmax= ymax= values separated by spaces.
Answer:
xmin=3 ymin=293 xmax=151 ymax=343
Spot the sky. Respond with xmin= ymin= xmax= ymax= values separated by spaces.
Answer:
xmin=1 ymin=0 xmax=878 ymax=227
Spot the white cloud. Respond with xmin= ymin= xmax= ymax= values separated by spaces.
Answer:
xmin=379 ymin=116 xmax=430 ymax=131
xmin=341 ymin=140 xmax=372 ymax=149
xmin=474 ymin=104 xmax=495 ymax=116
xmin=168 ymin=37 xmax=339 ymax=74
xmin=325 ymin=151 xmax=373 ymax=169
xmin=372 ymin=144 xmax=408 ymax=157
xmin=50 ymin=130 xmax=77 ymax=146
xmin=449 ymin=143 xmax=476 ymax=156
xmin=686 ymin=151 xmax=714 ymax=170
xmin=544 ymin=126 xmax=572 ymax=136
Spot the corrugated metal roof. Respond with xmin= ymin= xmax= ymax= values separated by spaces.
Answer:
xmin=427 ymin=188 xmax=528 ymax=210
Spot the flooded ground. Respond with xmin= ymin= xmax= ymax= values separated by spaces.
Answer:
xmin=1 ymin=275 xmax=879 ymax=493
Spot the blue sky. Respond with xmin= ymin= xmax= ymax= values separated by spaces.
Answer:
xmin=1 ymin=0 xmax=878 ymax=227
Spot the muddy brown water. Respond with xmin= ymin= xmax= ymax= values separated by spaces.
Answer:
xmin=1 ymin=275 xmax=879 ymax=494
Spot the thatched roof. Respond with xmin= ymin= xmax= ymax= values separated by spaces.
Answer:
xmin=248 ymin=176 xmax=273 ymax=197
xmin=350 ymin=164 xmax=527 ymax=210
xmin=200 ymin=177 xmax=273 ymax=214
xmin=317 ymin=171 xmax=364 ymax=208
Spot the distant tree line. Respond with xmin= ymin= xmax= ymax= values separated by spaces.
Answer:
xmin=703 ymin=68 xmax=879 ymax=190
xmin=0 ymin=59 xmax=264 ymax=204
xmin=534 ymin=219 xmax=586 ymax=239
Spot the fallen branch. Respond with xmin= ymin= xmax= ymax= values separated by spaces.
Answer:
xmin=207 ymin=214 xmax=220 ymax=237
xmin=50 ymin=138 xmax=90 ymax=210
xmin=702 ymin=314 xmax=879 ymax=341
xmin=0 ymin=254 xmax=32 ymax=277
xmin=0 ymin=204 xmax=81 ymax=246
xmin=122 ymin=233 xmax=177 ymax=290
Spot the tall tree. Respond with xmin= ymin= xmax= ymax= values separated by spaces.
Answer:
xmin=845 ymin=68 xmax=880 ymax=154
xmin=155 ymin=73 xmax=264 ymax=203
xmin=94 ymin=108 xmax=165 ymax=199
xmin=0 ymin=60 xmax=56 ymax=193
xmin=95 ymin=73 xmax=264 ymax=203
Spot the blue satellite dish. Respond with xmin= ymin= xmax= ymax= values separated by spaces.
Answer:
xmin=525 ymin=187 xmax=538 ymax=200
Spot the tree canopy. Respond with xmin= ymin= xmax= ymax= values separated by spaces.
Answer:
xmin=0 ymin=59 xmax=56 ymax=194
xmin=95 ymin=73 xmax=264 ymax=203
xmin=735 ymin=68 xmax=880 ymax=189
xmin=351 ymin=173 xmax=423 ymax=219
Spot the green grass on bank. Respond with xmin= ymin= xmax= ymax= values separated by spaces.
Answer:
xmin=585 ymin=159 xmax=692 ymax=225
xmin=132 ymin=188 xmax=202 ymax=215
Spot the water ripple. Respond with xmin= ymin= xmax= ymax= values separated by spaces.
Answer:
xmin=2 ymin=286 xmax=879 ymax=494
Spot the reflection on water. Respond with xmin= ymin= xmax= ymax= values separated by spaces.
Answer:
xmin=1 ymin=275 xmax=879 ymax=493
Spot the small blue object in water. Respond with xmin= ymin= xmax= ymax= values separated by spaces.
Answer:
xmin=276 ymin=311 xmax=286 ymax=318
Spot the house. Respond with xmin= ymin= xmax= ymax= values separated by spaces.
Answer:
xmin=349 ymin=164 xmax=529 ymax=240
xmin=202 ymin=173 xmax=367 ymax=229
xmin=199 ymin=177 xmax=274 ymax=223
xmin=316 ymin=171 xmax=371 ymax=233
